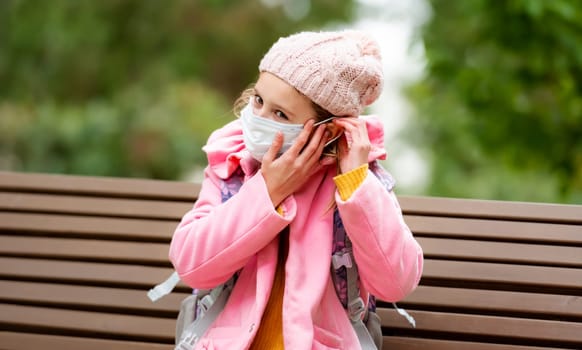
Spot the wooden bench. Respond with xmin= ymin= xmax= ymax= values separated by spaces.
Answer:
xmin=0 ymin=171 xmax=581 ymax=349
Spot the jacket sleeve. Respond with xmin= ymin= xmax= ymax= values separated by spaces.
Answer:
xmin=169 ymin=167 xmax=296 ymax=289
xmin=335 ymin=162 xmax=424 ymax=302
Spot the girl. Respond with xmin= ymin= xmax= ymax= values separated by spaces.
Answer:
xmin=169 ymin=30 xmax=424 ymax=350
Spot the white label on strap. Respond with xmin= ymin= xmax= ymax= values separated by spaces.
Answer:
xmin=147 ymin=271 xmax=181 ymax=302
xmin=392 ymin=302 xmax=416 ymax=328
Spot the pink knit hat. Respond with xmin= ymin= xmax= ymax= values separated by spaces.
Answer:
xmin=259 ymin=30 xmax=384 ymax=117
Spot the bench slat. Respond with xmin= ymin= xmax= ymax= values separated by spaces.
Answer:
xmin=0 ymin=192 xmax=191 ymax=220
xmin=0 ymin=280 xmax=187 ymax=314
xmin=2 ymin=257 xmax=578 ymax=292
xmin=0 ymin=171 xmax=199 ymax=201
xmin=398 ymin=285 xmax=582 ymax=320
xmin=0 ymin=212 xmax=175 ymax=241
xmin=380 ymin=309 xmax=582 ymax=346
xmin=407 ymin=215 xmax=582 ymax=244
xmin=400 ymin=196 xmax=582 ymax=224
xmin=0 ymin=332 xmax=171 ymax=350
xmin=418 ymin=237 xmax=581 ymax=267
xmin=0 ymin=304 xmax=174 ymax=342
xmin=423 ymin=260 xmax=582 ymax=291
xmin=0 ymin=236 xmax=170 ymax=265
xmin=0 ymin=332 xmax=561 ymax=350
xmin=3 ymin=235 xmax=578 ymax=269
xmin=0 ymin=257 xmax=177 ymax=289
xmin=4 ymin=211 xmax=581 ymax=245
xmin=383 ymin=336 xmax=563 ymax=350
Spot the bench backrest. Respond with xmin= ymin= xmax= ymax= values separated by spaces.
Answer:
xmin=385 ymin=196 xmax=582 ymax=349
xmin=0 ymin=171 xmax=197 ymax=349
xmin=0 ymin=171 xmax=581 ymax=349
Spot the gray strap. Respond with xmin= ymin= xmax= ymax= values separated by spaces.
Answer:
xmin=345 ymin=238 xmax=378 ymax=350
xmin=175 ymin=279 xmax=234 ymax=350
xmin=353 ymin=319 xmax=378 ymax=350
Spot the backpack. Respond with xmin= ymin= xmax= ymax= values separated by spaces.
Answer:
xmin=148 ymin=161 xmax=415 ymax=350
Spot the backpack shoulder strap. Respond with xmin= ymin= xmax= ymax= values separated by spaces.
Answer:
xmin=332 ymin=161 xmax=416 ymax=349
xmin=343 ymin=236 xmax=380 ymax=350
xmin=175 ymin=279 xmax=234 ymax=349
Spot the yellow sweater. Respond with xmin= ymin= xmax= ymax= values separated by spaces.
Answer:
xmin=249 ymin=164 xmax=369 ymax=349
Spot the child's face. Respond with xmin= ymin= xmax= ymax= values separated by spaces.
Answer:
xmin=252 ymin=72 xmax=318 ymax=125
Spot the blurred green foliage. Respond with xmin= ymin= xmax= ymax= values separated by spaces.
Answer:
xmin=0 ymin=0 xmax=355 ymax=179
xmin=407 ymin=0 xmax=582 ymax=203
xmin=3 ymin=0 xmax=580 ymax=204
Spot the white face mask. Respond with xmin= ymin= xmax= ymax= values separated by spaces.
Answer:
xmin=240 ymin=102 xmax=304 ymax=161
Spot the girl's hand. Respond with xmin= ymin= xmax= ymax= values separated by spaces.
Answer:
xmin=261 ymin=121 xmax=334 ymax=207
xmin=333 ymin=117 xmax=371 ymax=174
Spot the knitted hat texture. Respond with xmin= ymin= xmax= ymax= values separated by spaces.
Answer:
xmin=259 ymin=30 xmax=384 ymax=117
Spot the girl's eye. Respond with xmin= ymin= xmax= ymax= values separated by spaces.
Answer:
xmin=253 ymin=95 xmax=263 ymax=106
xmin=275 ymin=110 xmax=288 ymax=120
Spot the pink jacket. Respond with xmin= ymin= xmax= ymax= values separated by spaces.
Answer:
xmin=169 ymin=116 xmax=423 ymax=350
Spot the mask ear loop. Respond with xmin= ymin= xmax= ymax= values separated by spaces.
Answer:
xmin=313 ymin=116 xmax=335 ymax=126
xmin=313 ymin=117 xmax=344 ymax=147
xmin=323 ymin=133 xmax=343 ymax=147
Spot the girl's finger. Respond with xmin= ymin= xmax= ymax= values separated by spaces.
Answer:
xmin=304 ymin=128 xmax=329 ymax=166
xmin=332 ymin=117 xmax=359 ymax=133
xmin=333 ymin=118 xmax=367 ymax=143
xmin=263 ymin=131 xmax=284 ymax=162
xmin=286 ymin=119 xmax=316 ymax=156
xmin=337 ymin=132 xmax=349 ymax=155
xmin=300 ymin=125 xmax=327 ymax=160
